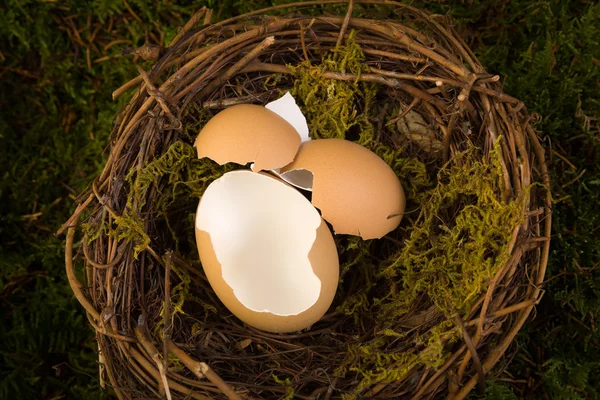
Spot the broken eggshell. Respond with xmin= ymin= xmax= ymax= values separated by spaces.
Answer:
xmin=194 ymin=93 xmax=310 ymax=172
xmin=195 ymin=170 xmax=339 ymax=333
xmin=279 ymin=139 xmax=406 ymax=240
xmin=265 ymin=92 xmax=310 ymax=143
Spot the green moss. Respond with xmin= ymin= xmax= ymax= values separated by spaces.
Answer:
xmin=290 ymin=30 xmax=377 ymax=143
xmin=337 ymin=320 xmax=460 ymax=394
xmin=378 ymin=141 xmax=527 ymax=319
xmin=272 ymin=374 xmax=295 ymax=400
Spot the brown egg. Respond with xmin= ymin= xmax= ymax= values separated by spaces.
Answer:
xmin=194 ymin=104 xmax=301 ymax=172
xmin=280 ymin=139 xmax=406 ymax=240
xmin=195 ymin=171 xmax=339 ymax=333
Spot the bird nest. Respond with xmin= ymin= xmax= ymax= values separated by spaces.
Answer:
xmin=61 ymin=1 xmax=551 ymax=399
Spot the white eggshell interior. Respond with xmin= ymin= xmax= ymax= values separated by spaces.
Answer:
xmin=265 ymin=92 xmax=311 ymax=143
xmin=196 ymin=170 xmax=321 ymax=316
xmin=279 ymin=169 xmax=314 ymax=191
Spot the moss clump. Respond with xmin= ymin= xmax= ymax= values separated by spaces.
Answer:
xmin=377 ymin=141 xmax=527 ymax=319
xmin=290 ymin=30 xmax=377 ymax=144
xmin=338 ymin=320 xmax=459 ymax=393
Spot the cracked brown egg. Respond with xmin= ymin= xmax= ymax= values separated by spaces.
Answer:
xmin=279 ymin=138 xmax=406 ymax=240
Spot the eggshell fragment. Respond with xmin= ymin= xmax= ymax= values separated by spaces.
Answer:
xmin=194 ymin=104 xmax=301 ymax=172
xmin=195 ymin=170 xmax=339 ymax=333
xmin=265 ymin=92 xmax=311 ymax=143
xmin=280 ymin=139 xmax=406 ymax=240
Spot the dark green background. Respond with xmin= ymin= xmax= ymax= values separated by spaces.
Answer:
xmin=1 ymin=0 xmax=598 ymax=398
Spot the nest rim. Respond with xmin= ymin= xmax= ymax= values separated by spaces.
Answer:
xmin=61 ymin=1 xmax=552 ymax=399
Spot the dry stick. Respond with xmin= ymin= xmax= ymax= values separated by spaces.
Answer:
xmin=499 ymin=103 xmax=531 ymax=192
xmin=91 ymin=180 xmax=118 ymax=219
xmin=118 ymin=334 xmax=162 ymax=394
xmin=83 ymin=242 xmax=125 ymax=270
xmin=115 ymin=4 xmax=461 ymax=96
xmin=370 ymin=67 xmax=463 ymax=86
xmin=123 ymin=0 xmax=143 ymax=23
xmin=168 ymin=340 xmax=243 ymax=400
xmin=436 ymin=80 xmax=452 ymax=100
xmin=387 ymin=97 xmax=420 ymax=125
xmin=203 ymin=8 xmax=213 ymax=25
xmin=299 ymin=22 xmax=311 ymax=62
xmin=125 ymin=245 xmax=134 ymax=334
xmin=56 ymin=193 xmax=94 ymax=235
xmin=170 ymin=7 xmax=208 ymax=47
xmin=163 ymin=252 xmax=173 ymax=374
xmin=409 ymin=345 xmax=468 ymax=399
xmin=465 ymin=298 xmax=541 ymax=328
xmin=333 ymin=0 xmax=354 ymax=62
xmin=86 ymin=307 xmax=137 ymax=342
xmin=471 ymin=85 xmax=521 ymax=105
xmin=65 ymin=218 xmax=101 ymax=321
xmin=103 ymin=39 xmax=132 ymax=51
xmin=128 ymin=346 xmax=211 ymax=400
xmin=182 ymin=0 xmax=414 ymax=36
xmin=477 ymin=75 xmax=500 ymax=85
xmin=137 ymin=66 xmax=180 ymax=128
xmin=194 ymin=36 xmax=276 ymax=100
xmin=135 ymin=326 xmax=173 ymax=400
xmin=159 ymin=24 xmax=280 ymax=98
xmin=552 ymin=149 xmax=577 ymax=170
xmin=168 ymin=372 xmax=226 ymax=393
xmin=363 ymin=48 xmax=429 ymax=63
xmin=500 ymin=113 xmax=524 ymax=196
xmin=454 ymin=314 xmax=485 ymax=395
xmin=201 ymin=93 xmax=278 ymax=108
xmin=442 ymin=112 xmax=459 ymax=163
xmin=112 ymin=75 xmax=143 ymax=100
xmin=561 ymin=168 xmax=586 ymax=188
xmin=457 ymin=72 xmax=477 ymax=102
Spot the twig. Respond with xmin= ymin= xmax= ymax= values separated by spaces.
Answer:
xmin=195 ymin=36 xmax=276 ymax=99
xmin=65 ymin=217 xmax=101 ymax=321
xmin=562 ymin=169 xmax=586 ymax=189
xmin=454 ymin=314 xmax=485 ymax=395
xmin=333 ymin=0 xmax=354 ymax=62
xmin=387 ymin=97 xmax=420 ymax=125
xmin=168 ymin=341 xmax=242 ymax=400
xmin=135 ymin=324 xmax=173 ymax=400
xmin=204 ymin=8 xmax=213 ymax=25
xmin=137 ymin=66 xmax=181 ymax=129
xmin=112 ymin=75 xmax=143 ymax=100
xmin=123 ymin=0 xmax=143 ymax=23
xmin=552 ymin=149 xmax=577 ymax=171
xmin=170 ymin=7 xmax=208 ymax=47
xmin=163 ymin=252 xmax=173 ymax=374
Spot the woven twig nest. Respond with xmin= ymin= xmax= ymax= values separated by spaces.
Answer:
xmin=62 ymin=1 xmax=551 ymax=399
